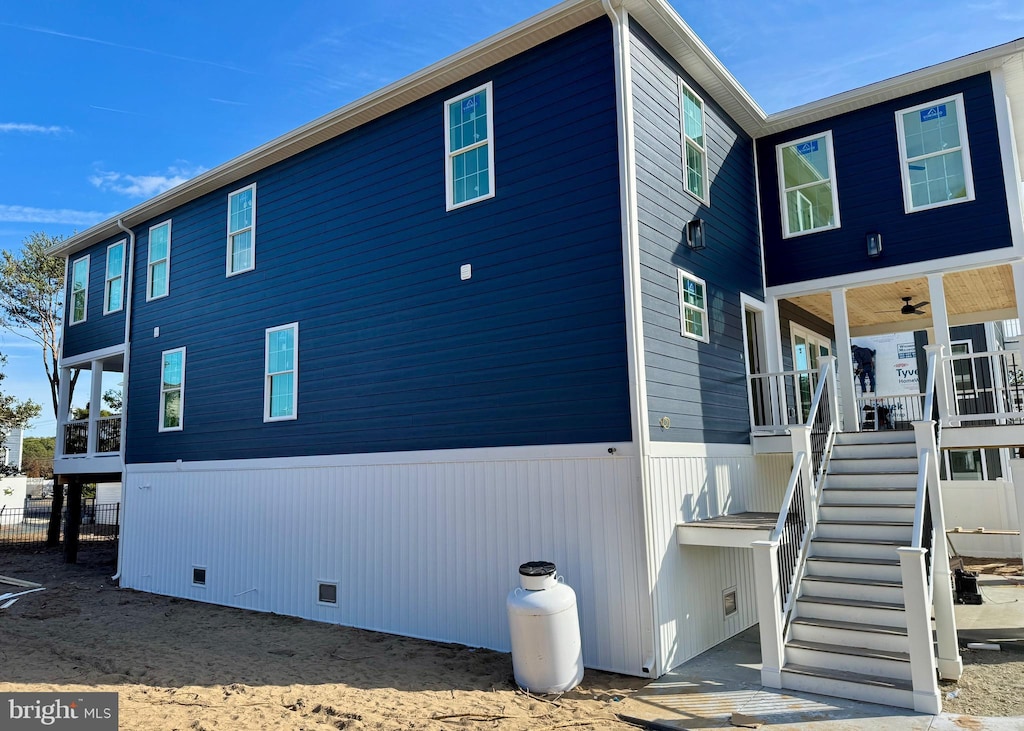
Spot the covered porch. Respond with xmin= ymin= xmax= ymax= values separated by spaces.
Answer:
xmin=54 ymin=346 xmax=125 ymax=477
xmin=748 ymin=260 xmax=1024 ymax=448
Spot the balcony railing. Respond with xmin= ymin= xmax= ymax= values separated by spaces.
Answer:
xmin=748 ymin=368 xmax=819 ymax=433
xmin=60 ymin=415 xmax=122 ymax=457
xmin=945 ymin=349 xmax=1024 ymax=425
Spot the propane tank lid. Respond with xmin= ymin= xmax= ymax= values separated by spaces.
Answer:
xmin=519 ymin=561 xmax=557 ymax=577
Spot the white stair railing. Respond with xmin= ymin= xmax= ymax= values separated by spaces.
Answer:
xmin=753 ymin=356 xmax=838 ymax=688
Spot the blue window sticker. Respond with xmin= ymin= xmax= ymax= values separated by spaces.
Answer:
xmin=920 ymin=105 xmax=947 ymax=123
xmin=795 ymin=140 xmax=819 ymax=156
xmin=462 ymin=96 xmax=477 ymax=116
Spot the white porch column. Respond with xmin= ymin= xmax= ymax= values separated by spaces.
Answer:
xmin=924 ymin=344 xmax=950 ymax=423
xmin=926 ymin=273 xmax=952 ymax=359
xmin=55 ymin=366 xmax=73 ymax=459
xmin=830 ymin=287 xmax=857 ymax=432
xmin=1010 ymin=260 xmax=1024 ymax=361
xmin=1009 ymin=458 xmax=1024 ymax=566
xmin=88 ymin=359 xmax=103 ymax=455
xmin=752 ymin=539 xmax=783 ymax=688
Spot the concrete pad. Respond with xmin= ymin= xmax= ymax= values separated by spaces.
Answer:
xmin=954 ymin=574 xmax=1024 ymax=648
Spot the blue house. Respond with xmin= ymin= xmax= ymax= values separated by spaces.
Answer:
xmin=49 ymin=0 xmax=1024 ymax=713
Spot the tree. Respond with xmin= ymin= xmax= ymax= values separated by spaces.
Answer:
xmin=0 ymin=232 xmax=75 ymax=545
xmin=0 ymin=232 xmax=77 ymax=420
xmin=21 ymin=436 xmax=55 ymax=479
xmin=0 ymin=353 xmax=42 ymax=477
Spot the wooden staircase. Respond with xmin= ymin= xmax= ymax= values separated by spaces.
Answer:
xmin=780 ymin=429 xmax=921 ymax=709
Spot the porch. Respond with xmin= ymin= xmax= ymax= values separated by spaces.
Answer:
xmin=54 ymin=349 xmax=125 ymax=477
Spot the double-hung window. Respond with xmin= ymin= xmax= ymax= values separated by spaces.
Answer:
xmin=160 ymin=347 xmax=185 ymax=431
xmin=680 ymin=81 xmax=708 ymax=201
xmin=678 ymin=269 xmax=709 ymax=343
xmin=70 ymin=256 xmax=90 ymax=325
xmin=148 ymin=221 xmax=171 ymax=300
xmin=777 ymin=131 xmax=840 ymax=237
xmin=895 ymin=94 xmax=974 ymax=213
xmin=103 ymin=241 xmax=125 ymax=315
xmin=265 ymin=323 xmax=298 ymax=421
xmin=445 ymin=82 xmax=494 ymax=210
xmin=227 ymin=184 xmax=256 ymax=276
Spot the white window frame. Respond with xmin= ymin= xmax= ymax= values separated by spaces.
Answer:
xmin=679 ymin=79 xmax=709 ymax=204
xmin=677 ymin=269 xmax=709 ymax=343
xmin=147 ymin=220 xmax=172 ymax=301
xmin=159 ymin=347 xmax=186 ymax=432
xmin=895 ymin=93 xmax=975 ymax=214
xmin=70 ymin=255 xmax=90 ymax=325
xmin=776 ymin=130 xmax=841 ymax=238
xmin=226 ymin=183 xmax=256 ymax=277
xmin=444 ymin=82 xmax=495 ymax=211
xmin=264 ymin=322 xmax=298 ymax=422
xmin=103 ymin=240 xmax=126 ymax=315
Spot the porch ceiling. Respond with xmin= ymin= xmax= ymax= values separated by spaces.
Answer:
xmin=787 ymin=264 xmax=1016 ymax=334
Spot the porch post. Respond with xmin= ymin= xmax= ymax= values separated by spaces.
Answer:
xmin=924 ymin=344 xmax=950 ymax=424
xmin=63 ymin=477 xmax=82 ymax=565
xmin=1009 ymin=458 xmax=1024 ymax=570
xmin=88 ymin=359 xmax=103 ymax=455
xmin=752 ymin=539 xmax=783 ymax=688
xmin=55 ymin=366 xmax=72 ymax=459
xmin=830 ymin=287 xmax=857 ymax=432
xmin=1010 ymin=260 xmax=1024 ymax=380
xmin=926 ymin=273 xmax=952 ymax=363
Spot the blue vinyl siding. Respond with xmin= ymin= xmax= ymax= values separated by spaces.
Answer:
xmin=125 ymin=18 xmax=629 ymax=463
xmin=759 ymin=73 xmax=1012 ymax=287
xmin=62 ymin=237 xmax=129 ymax=358
xmin=630 ymin=22 xmax=763 ymax=445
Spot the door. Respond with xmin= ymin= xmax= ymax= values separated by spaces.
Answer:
xmin=792 ymin=325 xmax=831 ymax=423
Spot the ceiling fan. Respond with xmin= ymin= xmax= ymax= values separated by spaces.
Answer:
xmin=900 ymin=296 xmax=929 ymax=315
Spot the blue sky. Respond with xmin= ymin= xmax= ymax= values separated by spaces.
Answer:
xmin=1 ymin=0 xmax=1022 ymax=437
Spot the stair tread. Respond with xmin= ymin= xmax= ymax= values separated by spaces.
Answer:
xmin=820 ymin=502 xmax=915 ymax=509
xmin=791 ymin=616 xmax=908 ymax=636
xmin=807 ymin=555 xmax=900 ymax=566
xmin=802 ymin=574 xmax=902 ymax=588
xmin=811 ymin=537 xmax=907 ymax=545
xmin=783 ymin=663 xmax=914 ymax=691
xmin=798 ymin=595 xmax=904 ymax=610
xmin=787 ymin=639 xmax=910 ymax=662
xmin=817 ymin=520 xmax=913 ymax=526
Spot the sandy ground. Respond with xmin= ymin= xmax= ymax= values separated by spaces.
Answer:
xmin=0 ymin=546 xmax=646 ymax=730
xmin=0 ymin=547 xmax=1020 ymax=729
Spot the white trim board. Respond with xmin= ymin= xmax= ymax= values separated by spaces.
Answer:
xmin=125 ymin=441 xmax=640 ymax=473
xmin=59 ymin=343 xmax=126 ymax=369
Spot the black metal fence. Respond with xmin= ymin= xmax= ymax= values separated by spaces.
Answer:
xmin=0 ymin=499 xmax=120 ymax=547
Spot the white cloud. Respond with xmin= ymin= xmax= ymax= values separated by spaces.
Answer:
xmin=0 ymin=123 xmax=68 ymax=134
xmin=0 ymin=205 xmax=112 ymax=226
xmin=89 ymin=164 xmax=206 ymax=198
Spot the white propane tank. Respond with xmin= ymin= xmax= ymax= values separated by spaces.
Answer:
xmin=506 ymin=561 xmax=583 ymax=693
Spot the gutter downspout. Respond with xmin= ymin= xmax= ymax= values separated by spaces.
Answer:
xmin=111 ymin=218 xmax=136 ymax=582
xmin=602 ymin=0 xmax=659 ymax=678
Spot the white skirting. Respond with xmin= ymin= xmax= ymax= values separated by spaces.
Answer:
xmin=120 ymin=450 xmax=649 ymax=675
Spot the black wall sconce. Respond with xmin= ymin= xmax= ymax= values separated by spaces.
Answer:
xmin=866 ymin=231 xmax=883 ymax=258
xmin=686 ymin=218 xmax=706 ymax=250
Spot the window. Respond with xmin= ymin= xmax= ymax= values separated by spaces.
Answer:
xmin=70 ymin=256 xmax=90 ymax=325
xmin=680 ymin=82 xmax=708 ymax=201
xmin=317 ymin=582 xmax=338 ymax=605
xmin=776 ymin=131 xmax=840 ymax=237
xmin=227 ymin=184 xmax=256 ymax=276
xmin=148 ymin=221 xmax=171 ymax=300
xmin=444 ymin=82 xmax=494 ymax=210
xmin=103 ymin=241 xmax=125 ymax=315
xmin=159 ymin=347 xmax=185 ymax=432
xmin=265 ymin=323 xmax=298 ymax=421
xmin=678 ymin=269 xmax=708 ymax=342
xmin=896 ymin=94 xmax=974 ymax=213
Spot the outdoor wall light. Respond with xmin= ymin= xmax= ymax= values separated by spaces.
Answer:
xmin=866 ymin=231 xmax=883 ymax=258
xmin=686 ymin=218 xmax=706 ymax=250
